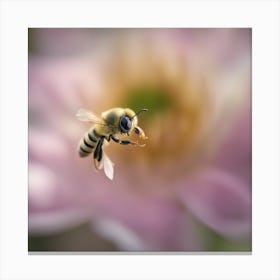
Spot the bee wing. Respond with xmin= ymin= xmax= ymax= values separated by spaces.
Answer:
xmin=76 ymin=108 xmax=104 ymax=124
xmin=103 ymin=152 xmax=114 ymax=180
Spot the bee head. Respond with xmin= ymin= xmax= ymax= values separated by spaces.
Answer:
xmin=120 ymin=108 xmax=148 ymax=134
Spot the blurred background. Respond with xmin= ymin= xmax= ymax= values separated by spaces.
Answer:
xmin=28 ymin=28 xmax=251 ymax=252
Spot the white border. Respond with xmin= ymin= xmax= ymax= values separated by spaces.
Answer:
xmin=1 ymin=1 xmax=279 ymax=279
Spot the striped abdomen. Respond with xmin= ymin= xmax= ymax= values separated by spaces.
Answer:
xmin=78 ymin=126 xmax=99 ymax=157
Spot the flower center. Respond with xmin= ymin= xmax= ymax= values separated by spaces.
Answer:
xmin=123 ymin=87 xmax=171 ymax=119
xmin=115 ymin=82 xmax=206 ymax=166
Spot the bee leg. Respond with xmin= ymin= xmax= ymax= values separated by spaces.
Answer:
xmin=111 ymin=135 xmax=145 ymax=147
xmin=94 ymin=137 xmax=105 ymax=160
xmin=98 ymin=146 xmax=103 ymax=162
xmin=111 ymin=135 xmax=121 ymax=144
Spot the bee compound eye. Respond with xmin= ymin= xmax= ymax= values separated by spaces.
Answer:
xmin=120 ymin=116 xmax=131 ymax=132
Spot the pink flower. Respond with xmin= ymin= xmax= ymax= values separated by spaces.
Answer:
xmin=29 ymin=29 xmax=251 ymax=251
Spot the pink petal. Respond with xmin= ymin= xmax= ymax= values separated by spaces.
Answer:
xmin=212 ymin=104 xmax=252 ymax=186
xmin=91 ymin=186 xmax=203 ymax=251
xmin=93 ymin=217 xmax=148 ymax=251
xmin=177 ymin=168 xmax=251 ymax=240
xmin=29 ymin=208 xmax=92 ymax=234
xmin=29 ymin=130 xmax=69 ymax=163
xmin=29 ymin=163 xmax=57 ymax=209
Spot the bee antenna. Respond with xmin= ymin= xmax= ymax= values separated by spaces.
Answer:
xmin=131 ymin=109 xmax=148 ymax=119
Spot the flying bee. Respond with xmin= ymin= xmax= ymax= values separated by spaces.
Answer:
xmin=76 ymin=107 xmax=148 ymax=180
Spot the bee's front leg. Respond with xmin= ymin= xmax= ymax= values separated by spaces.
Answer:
xmin=111 ymin=135 xmax=145 ymax=147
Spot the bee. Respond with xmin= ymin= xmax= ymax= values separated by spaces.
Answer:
xmin=76 ymin=107 xmax=148 ymax=180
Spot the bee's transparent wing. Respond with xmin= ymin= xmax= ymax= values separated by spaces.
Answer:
xmin=103 ymin=152 xmax=114 ymax=180
xmin=76 ymin=108 xmax=104 ymax=124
